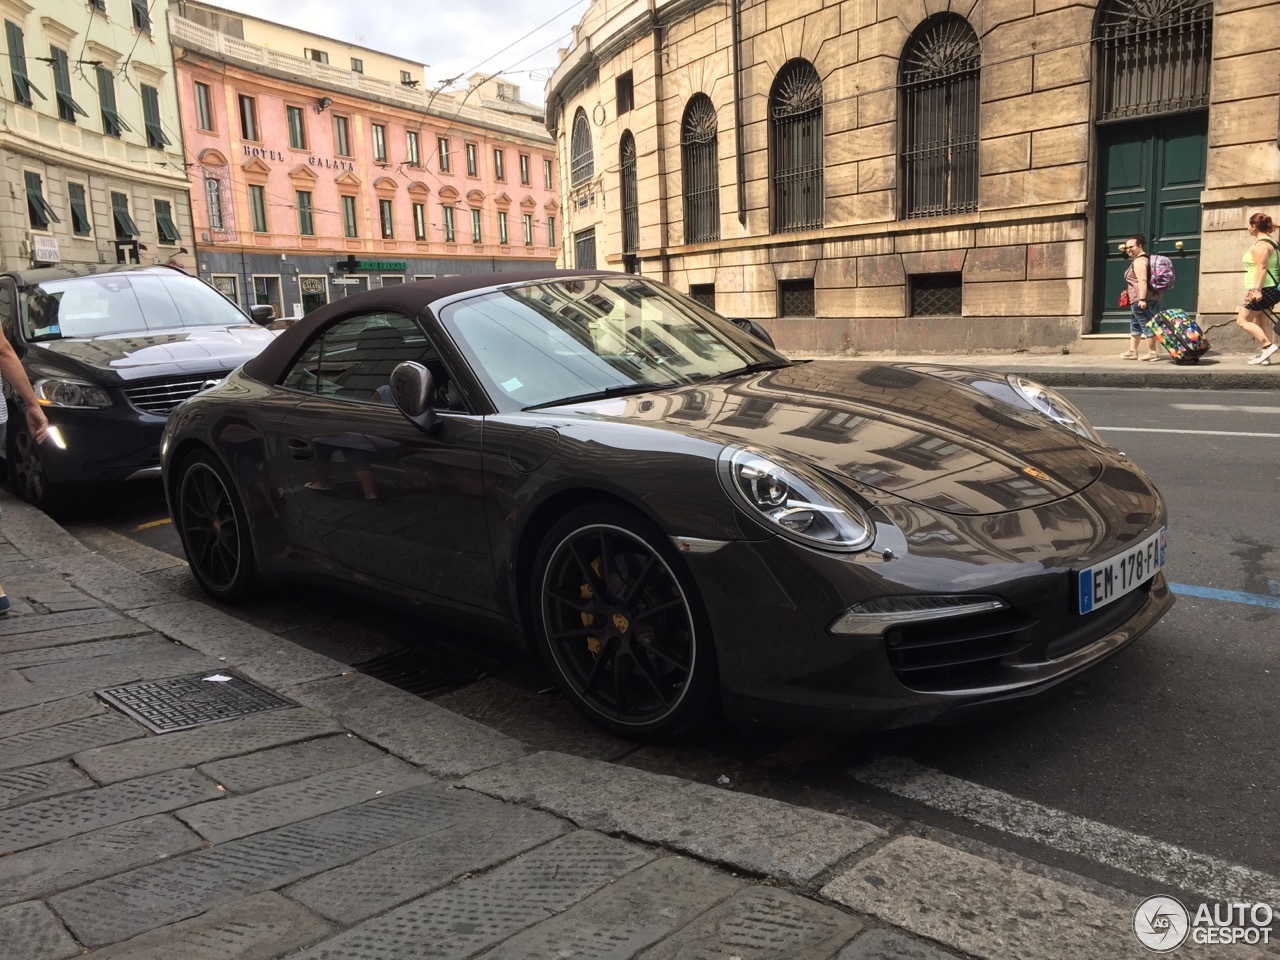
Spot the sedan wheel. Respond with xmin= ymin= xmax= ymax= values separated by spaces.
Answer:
xmin=534 ymin=505 xmax=716 ymax=740
xmin=7 ymin=422 xmax=65 ymax=516
xmin=175 ymin=451 xmax=258 ymax=602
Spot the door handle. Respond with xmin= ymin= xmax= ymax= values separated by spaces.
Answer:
xmin=286 ymin=437 xmax=314 ymax=461
xmin=1174 ymin=241 xmax=1184 ymax=251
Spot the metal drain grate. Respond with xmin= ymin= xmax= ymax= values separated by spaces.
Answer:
xmin=97 ymin=671 xmax=297 ymax=733
xmin=351 ymin=648 xmax=488 ymax=698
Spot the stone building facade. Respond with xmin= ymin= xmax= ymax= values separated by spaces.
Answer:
xmin=170 ymin=1 xmax=561 ymax=319
xmin=546 ymin=0 xmax=1277 ymax=354
xmin=1 ymin=0 xmax=193 ymax=273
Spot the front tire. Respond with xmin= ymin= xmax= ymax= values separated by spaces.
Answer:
xmin=7 ymin=418 xmax=66 ymax=516
xmin=531 ymin=504 xmax=717 ymax=740
xmin=173 ymin=449 xmax=259 ymax=603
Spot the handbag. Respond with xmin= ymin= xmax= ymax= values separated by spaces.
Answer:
xmin=1118 ymin=290 xmax=1131 ymax=308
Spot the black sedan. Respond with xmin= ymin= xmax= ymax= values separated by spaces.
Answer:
xmin=161 ymin=271 xmax=1173 ymax=739
xmin=1 ymin=264 xmax=275 ymax=514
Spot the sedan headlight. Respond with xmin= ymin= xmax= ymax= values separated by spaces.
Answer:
xmin=1006 ymin=376 xmax=1102 ymax=445
xmin=719 ymin=447 xmax=874 ymax=552
xmin=34 ymin=377 xmax=112 ymax=409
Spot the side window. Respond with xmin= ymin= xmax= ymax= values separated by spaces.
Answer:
xmin=0 ymin=280 xmax=15 ymax=340
xmin=280 ymin=311 xmax=465 ymax=411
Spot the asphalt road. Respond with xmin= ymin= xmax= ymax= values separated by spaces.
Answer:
xmin=59 ymin=386 xmax=1280 ymax=903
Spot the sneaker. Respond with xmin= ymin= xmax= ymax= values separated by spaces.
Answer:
xmin=0 ymin=595 xmax=9 ymax=616
xmin=1119 ymin=350 xmax=1139 ymax=359
xmin=1140 ymin=352 xmax=1160 ymax=361
xmin=1247 ymin=356 xmax=1272 ymax=366
xmin=1261 ymin=343 xmax=1279 ymax=362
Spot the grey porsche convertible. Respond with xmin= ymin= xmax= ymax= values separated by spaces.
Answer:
xmin=161 ymin=270 xmax=1173 ymax=739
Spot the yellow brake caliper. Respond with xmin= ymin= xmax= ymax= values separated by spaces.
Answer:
xmin=581 ymin=556 xmax=604 ymax=657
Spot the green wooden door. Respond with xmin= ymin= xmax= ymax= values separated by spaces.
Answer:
xmin=1095 ymin=113 xmax=1207 ymax=333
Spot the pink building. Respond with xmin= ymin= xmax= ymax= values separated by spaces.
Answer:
xmin=169 ymin=5 xmax=559 ymax=318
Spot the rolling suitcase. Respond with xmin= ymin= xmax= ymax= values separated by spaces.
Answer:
xmin=1145 ymin=308 xmax=1209 ymax=364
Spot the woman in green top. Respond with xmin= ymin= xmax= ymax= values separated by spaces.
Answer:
xmin=1238 ymin=212 xmax=1280 ymax=365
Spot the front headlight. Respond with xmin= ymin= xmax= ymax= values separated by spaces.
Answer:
xmin=1007 ymin=376 xmax=1102 ymax=445
xmin=34 ymin=377 xmax=112 ymax=409
xmin=718 ymin=446 xmax=874 ymax=552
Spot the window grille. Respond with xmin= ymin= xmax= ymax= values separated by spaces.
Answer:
xmin=620 ymin=132 xmax=639 ymax=254
xmin=770 ymin=60 xmax=823 ymax=233
xmin=574 ymin=228 xmax=597 ymax=268
xmin=900 ymin=15 xmax=980 ymax=219
xmin=1096 ymin=0 xmax=1211 ymax=121
xmin=689 ymin=284 xmax=716 ymax=310
xmin=682 ymin=94 xmax=720 ymax=243
xmin=909 ymin=273 xmax=962 ymax=316
xmin=778 ymin=279 xmax=815 ymax=317
xmin=570 ymin=109 xmax=594 ymax=187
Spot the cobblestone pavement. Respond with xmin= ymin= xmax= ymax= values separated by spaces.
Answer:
xmin=0 ymin=462 xmax=1272 ymax=959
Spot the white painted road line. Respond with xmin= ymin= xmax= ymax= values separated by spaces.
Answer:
xmin=853 ymin=755 xmax=1280 ymax=905
xmin=1169 ymin=404 xmax=1280 ymax=414
xmin=1097 ymin=426 xmax=1280 ymax=438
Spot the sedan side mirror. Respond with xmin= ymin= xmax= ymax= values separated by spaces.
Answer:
xmin=248 ymin=304 xmax=275 ymax=326
xmin=390 ymin=361 xmax=438 ymax=431
xmin=731 ymin=318 xmax=776 ymax=348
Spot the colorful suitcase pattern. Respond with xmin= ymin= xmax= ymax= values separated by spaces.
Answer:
xmin=1145 ymin=308 xmax=1210 ymax=364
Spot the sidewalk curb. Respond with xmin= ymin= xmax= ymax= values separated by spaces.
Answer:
xmin=1 ymin=493 xmax=1269 ymax=959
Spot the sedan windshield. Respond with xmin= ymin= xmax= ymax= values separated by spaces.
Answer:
xmin=22 ymin=273 xmax=251 ymax=341
xmin=438 ymin=276 xmax=789 ymax=410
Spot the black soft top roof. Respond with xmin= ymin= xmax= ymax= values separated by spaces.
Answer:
xmin=242 ymin=268 xmax=616 ymax=385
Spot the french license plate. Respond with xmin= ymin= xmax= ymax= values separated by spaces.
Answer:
xmin=1078 ymin=527 xmax=1165 ymax=615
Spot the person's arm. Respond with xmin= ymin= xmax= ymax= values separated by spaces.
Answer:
xmin=1135 ymin=256 xmax=1150 ymax=307
xmin=1250 ymin=241 xmax=1270 ymax=295
xmin=0 ymin=331 xmax=48 ymax=443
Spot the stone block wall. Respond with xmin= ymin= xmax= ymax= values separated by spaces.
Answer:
xmin=549 ymin=0 xmax=1279 ymax=354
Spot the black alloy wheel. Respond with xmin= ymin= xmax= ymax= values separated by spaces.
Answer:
xmin=533 ymin=504 xmax=716 ymax=740
xmin=175 ymin=450 xmax=258 ymax=603
xmin=7 ymin=420 xmax=65 ymax=516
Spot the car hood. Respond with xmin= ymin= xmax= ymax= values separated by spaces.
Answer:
xmin=559 ymin=360 xmax=1104 ymax=516
xmin=34 ymin=326 xmax=276 ymax=382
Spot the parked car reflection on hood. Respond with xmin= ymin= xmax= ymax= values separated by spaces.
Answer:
xmin=160 ymin=270 xmax=1173 ymax=740
xmin=0 ymin=264 xmax=276 ymax=514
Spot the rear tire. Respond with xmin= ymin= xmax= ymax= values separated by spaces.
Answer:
xmin=173 ymin=449 xmax=259 ymax=603
xmin=530 ymin=503 xmax=718 ymax=741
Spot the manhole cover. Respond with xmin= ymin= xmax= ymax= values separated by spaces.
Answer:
xmin=97 ymin=671 xmax=297 ymax=733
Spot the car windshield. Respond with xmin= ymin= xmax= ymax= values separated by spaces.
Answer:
xmin=438 ymin=276 xmax=789 ymax=409
xmin=22 ymin=273 xmax=250 ymax=341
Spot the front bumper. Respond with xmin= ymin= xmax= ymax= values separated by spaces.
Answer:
xmin=684 ymin=491 xmax=1174 ymax=733
xmin=33 ymin=406 xmax=166 ymax=485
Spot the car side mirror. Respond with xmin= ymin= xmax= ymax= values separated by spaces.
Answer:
xmin=731 ymin=318 xmax=776 ymax=348
xmin=390 ymin=361 xmax=438 ymax=431
xmin=248 ymin=304 xmax=275 ymax=326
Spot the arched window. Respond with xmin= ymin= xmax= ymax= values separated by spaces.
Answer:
xmin=570 ymin=108 xmax=594 ymax=187
xmin=899 ymin=15 xmax=980 ymax=219
xmin=620 ymin=132 xmax=638 ymax=256
xmin=1096 ymin=0 xmax=1211 ymax=121
xmin=769 ymin=60 xmax=823 ymax=232
xmin=682 ymin=94 xmax=720 ymax=243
